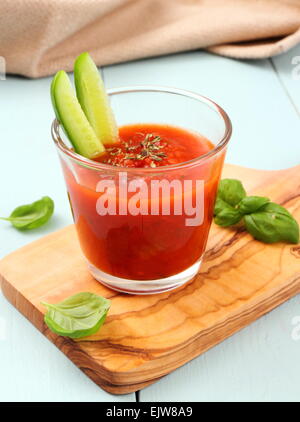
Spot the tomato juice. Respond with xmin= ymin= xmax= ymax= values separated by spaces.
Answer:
xmin=62 ymin=124 xmax=225 ymax=281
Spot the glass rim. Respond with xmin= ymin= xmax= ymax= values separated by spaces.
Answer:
xmin=51 ymin=85 xmax=232 ymax=173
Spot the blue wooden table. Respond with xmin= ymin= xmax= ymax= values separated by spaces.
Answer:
xmin=0 ymin=45 xmax=300 ymax=402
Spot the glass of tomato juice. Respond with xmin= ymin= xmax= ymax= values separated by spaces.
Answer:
xmin=52 ymin=86 xmax=232 ymax=294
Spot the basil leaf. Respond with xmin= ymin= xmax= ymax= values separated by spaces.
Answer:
xmin=214 ymin=197 xmax=242 ymax=227
xmin=244 ymin=202 xmax=299 ymax=244
xmin=0 ymin=196 xmax=54 ymax=230
xmin=214 ymin=178 xmax=299 ymax=245
xmin=42 ymin=292 xmax=111 ymax=338
xmin=238 ymin=196 xmax=270 ymax=215
xmin=217 ymin=179 xmax=246 ymax=207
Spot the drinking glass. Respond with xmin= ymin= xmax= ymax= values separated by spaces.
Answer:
xmin=52 ymin=86 xmax=232 ymax=294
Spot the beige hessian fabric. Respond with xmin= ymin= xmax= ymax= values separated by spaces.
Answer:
xmin=1 ymin=0 xmax=300 ymax=78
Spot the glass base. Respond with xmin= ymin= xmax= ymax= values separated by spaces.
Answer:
xmin=87 ymin=258 xmax=202 ymax=295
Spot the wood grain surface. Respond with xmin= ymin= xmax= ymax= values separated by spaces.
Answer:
xmin=0 ymin=163 xmax=299 ymax=394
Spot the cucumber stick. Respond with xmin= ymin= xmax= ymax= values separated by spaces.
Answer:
xmin=74 ymin=52 xmax=119 ymax=145
xmin=51 ymin=70 xmax=105 ymax=159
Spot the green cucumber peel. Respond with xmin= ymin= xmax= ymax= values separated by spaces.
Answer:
xmin=74 ymin=52 xmax=119 ymax=145
xmin=51 ymin=70 xmax=105 ymax=159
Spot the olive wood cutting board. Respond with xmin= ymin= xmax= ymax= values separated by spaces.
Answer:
xmin=1 ymin=163 xmax=300 ymax=394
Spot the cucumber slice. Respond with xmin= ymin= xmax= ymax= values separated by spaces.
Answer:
xmin=74 ymin=52 xmax=119 ymax=145
xmin=51 ymin=70 xmax=105 ymax=159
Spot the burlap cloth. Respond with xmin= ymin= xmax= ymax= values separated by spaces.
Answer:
xmin=1 ymin=0 xmax=300 ymax=78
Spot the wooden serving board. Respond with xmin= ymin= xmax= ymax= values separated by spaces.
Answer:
xmin=1 ymin=163 xmax=300 ymax=394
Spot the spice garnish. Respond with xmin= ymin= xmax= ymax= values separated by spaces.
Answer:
xmin=103 ymin=133 xmax=169 ymax=167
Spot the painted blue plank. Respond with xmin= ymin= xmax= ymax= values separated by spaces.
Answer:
xmin=0 ymin=75 xmax=134 ymax=402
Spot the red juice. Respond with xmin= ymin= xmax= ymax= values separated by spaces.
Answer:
xmin=62 ymin=124 xmax=225 ymax=281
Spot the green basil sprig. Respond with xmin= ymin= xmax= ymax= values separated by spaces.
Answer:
xmin=214 ymin=179 xmax=299 ymax=244
xmin=0 ymin=196 xmax=54 ymax=230
xmin=42 ymin=292 xmax=111 ymax=338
